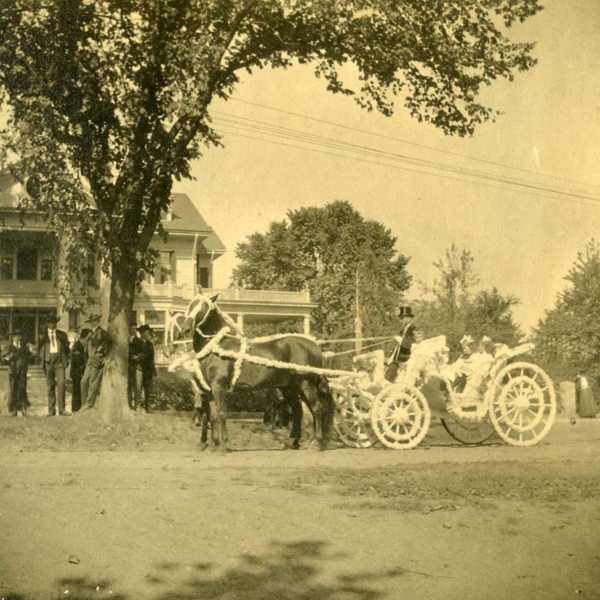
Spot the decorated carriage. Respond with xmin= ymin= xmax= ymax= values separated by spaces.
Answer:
xmin=166 ymin=292 xmax=556 ymax=451
xmin=330 ymin=335 xmax=557 ymax=449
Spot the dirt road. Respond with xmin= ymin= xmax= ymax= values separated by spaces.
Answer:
xmin=1 ymin=418 xmax=599 ymax=600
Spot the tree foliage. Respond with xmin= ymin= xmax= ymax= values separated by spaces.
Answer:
xmin=0 ymin=0 xmax=542 ymax=418
xmin=233 ymin=200 xmax=411 ymax=338
xmin=415 ymin=245 xmax=522 ymax=356
xmin=534 ymin=240 xmax=600 ymax=382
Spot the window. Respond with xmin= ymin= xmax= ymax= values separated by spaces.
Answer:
xmin=144 ymin=310 xmax=164 ymax=327
xmin=154 ymin=252 xmax=173 ymax=284
xmin=197 ymin=262 xmax=210 ymax=289
xmin=40 ymin=258 xmax=53 ymax=281
xmin=68 ymin=310 xmax=80 ymax=331
xmin=0 ymin=256 xmax=13 ymax=280
xmin=16 ymin=247 xmax=37 ymax=280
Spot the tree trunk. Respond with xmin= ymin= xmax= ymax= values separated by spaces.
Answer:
xmin=94 ymin=260 xmax=137 ymax=424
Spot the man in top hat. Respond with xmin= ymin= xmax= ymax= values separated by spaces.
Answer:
xmin=2 ymin=330 xmax=33 ymax=416
xmin=40 ymin=315 xmax=71 ymax=416
xmin=385 ymin=305 xmax=417 ymax=383
xmin=70 ymin=328 xmax=91 ymax=412
xmin=137 ymin=324 xmax=157 ymax=412
xmin=128 ymin=322 xmax=145 ymax=410
xmin=81 ymin=314 xmax=111 ymax=409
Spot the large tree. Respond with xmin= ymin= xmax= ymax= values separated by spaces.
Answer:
xmin=0 ymin=0 xmax=542 ymax=420
xmin=233 ymin=200 xmax=411 ymax=338
xmin=534 ymin=240 xmax=600 ymax=383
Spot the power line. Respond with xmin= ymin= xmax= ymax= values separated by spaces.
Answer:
xmin=213 ymin=113 xmax=600 ymax=205
xmin=229 ymin=97 xmax=600 ymax=193
xmin=215 ymin=125 xmax=600 ymax=210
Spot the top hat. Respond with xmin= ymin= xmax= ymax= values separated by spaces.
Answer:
xmin=137 ymin=324 xmax=152 ymax=334
xmin=397 ymin=305 xmax=414 ymax=319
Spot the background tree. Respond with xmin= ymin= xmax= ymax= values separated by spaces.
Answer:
xmin=233 ymin=200 xmax=411 ymax=339
xmin=533 ymin=240 xmax=600 ymax=384
xmin=415 ymin=245 xmax=522 ymax=356
xmin=0 ymin=0 xmax=542 ymax=421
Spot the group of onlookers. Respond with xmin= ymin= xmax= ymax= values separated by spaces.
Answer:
xmin=1 ymin=315 xmax=156 ymax=416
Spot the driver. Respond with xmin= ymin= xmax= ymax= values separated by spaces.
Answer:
xmin=385 ymin=305 xmax=417 ymax=383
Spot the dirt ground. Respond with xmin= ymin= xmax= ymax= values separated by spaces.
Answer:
xmin=0 ymin=413 xmax=599 ymax=600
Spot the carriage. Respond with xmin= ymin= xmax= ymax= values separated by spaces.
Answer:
xmin=329 ymin=336 xmax=557 ymax=449
xmin=167 ymin=293 xmax=556 ymax=451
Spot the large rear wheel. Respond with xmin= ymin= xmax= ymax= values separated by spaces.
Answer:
xmin=487 ymin=361 xmax=556 ymax=447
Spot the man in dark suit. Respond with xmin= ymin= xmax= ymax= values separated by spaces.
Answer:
xmin=137 ymin=324 xmax=157 ymax=412
xmin=2 ymin=331 xmax=33 ymax=416
xmin=70 ymin=328 xmax=90 ymax=412
xmin=81 ymin=315 xmax=111 ymax=409
xmin=128 ymin=323 xmax=145 ymax=410
xmin=40 ymin=315 xmax=71 ymax=416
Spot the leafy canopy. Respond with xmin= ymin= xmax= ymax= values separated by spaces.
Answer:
xmin=534 ymin=240 xmax=600 ymax=382
xmin=233 ymin=200 xmax=411 ymax=337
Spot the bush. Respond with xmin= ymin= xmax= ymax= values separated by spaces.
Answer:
xmin=150 ymin=372 xmax=195 ymax=411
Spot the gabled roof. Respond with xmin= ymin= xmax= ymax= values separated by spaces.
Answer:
xmin=0 ymin=173 xmax=226 ymax=252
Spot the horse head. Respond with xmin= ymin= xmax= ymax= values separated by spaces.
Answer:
xmin=183 ymin=292 xmax=222 ymax=340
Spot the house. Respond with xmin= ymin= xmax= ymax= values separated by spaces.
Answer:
xmin=0 ymin=173 xmax=315 ymax=354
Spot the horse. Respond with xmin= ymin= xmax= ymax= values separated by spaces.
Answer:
xmin=171 ymin=292 xmax=334 ymax=451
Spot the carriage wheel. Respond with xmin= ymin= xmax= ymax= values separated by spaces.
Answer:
xmin=370 ymin=385 xmax=431 ymax=449
xmin=333 ymin=390 xmax=377 ymax=448
xmin=487 ymin=361 xmax=556 ymax=447
xmin=441 ymin=415 xmax=495 ymax=445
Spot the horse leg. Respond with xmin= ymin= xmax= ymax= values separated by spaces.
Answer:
xmin=299 ymin=377 xmax=325 ymax=450
xmin=317 ymin=376 xmax=335 ymax=449
xmin=200 ymin=397 xmax=211 ymax=449
xmin=286 ymin=384 xmax=303 ymax=449
xmin=211 ymin=383 xmax=230 ymax=451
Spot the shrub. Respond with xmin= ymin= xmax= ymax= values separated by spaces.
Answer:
xmin=150 ymin=372 xmax=195 ymax=411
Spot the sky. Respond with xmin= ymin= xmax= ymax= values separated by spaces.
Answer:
xmin=172 ymin=0 xmax=600 ymax=332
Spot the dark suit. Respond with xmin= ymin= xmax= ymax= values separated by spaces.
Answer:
xmin=81 ymin=326 xmax=111 ymax=408
xmin=40 ymin=328 xmax=70 ymax=415
xmin=139 ymin=339 xmax=157 ymax=411
xmin=2 ymin=343 xmax=32 ymax=413
xmin=128 ymin=335 xmax=145 ymax=409
xmin=69 ymin=340 xmax=87 ymax=412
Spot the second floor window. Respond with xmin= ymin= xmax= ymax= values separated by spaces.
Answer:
xmin=0 ymin=256 xmax=13 ymax=280
xmin=40 ymin=258 xmax=53 ymax=281
xmin=197 ymin=260 xmax=210 ymax=289
xmin=154 ymin=252 xmax=174 ymax=284
xmin=16 ymin=247 xmax=37 ymax=280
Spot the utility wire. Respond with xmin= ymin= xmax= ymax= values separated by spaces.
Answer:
xmin=216 ymin=125 xmax=600 ymax=209
xmin=229 ymin=97 xmax=600 ymax=193
xmin=213 ymin=113 xmax=600 ymax=205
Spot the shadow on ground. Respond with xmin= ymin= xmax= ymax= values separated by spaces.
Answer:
xmin=3 ymin=540 xmax=410 ymax=600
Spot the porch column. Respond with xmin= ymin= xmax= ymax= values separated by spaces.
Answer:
xmin=303 ymin=316 xmax=311 ymax=336
xmin=236 ymin=313 xmax=244 ymax=333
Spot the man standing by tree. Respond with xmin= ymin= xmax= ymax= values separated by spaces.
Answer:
xmin=69 ymin=328 xmax=90 ymax=413
xmin=128 ymin=323 xmax=145 ymax=410
xmin=40 ymin=316 xmax=70 ymax=416
xmin=81 ymin=316 xmax=111 ymax=410
xmin=137 ymin=325 xmax=157 ymax=413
